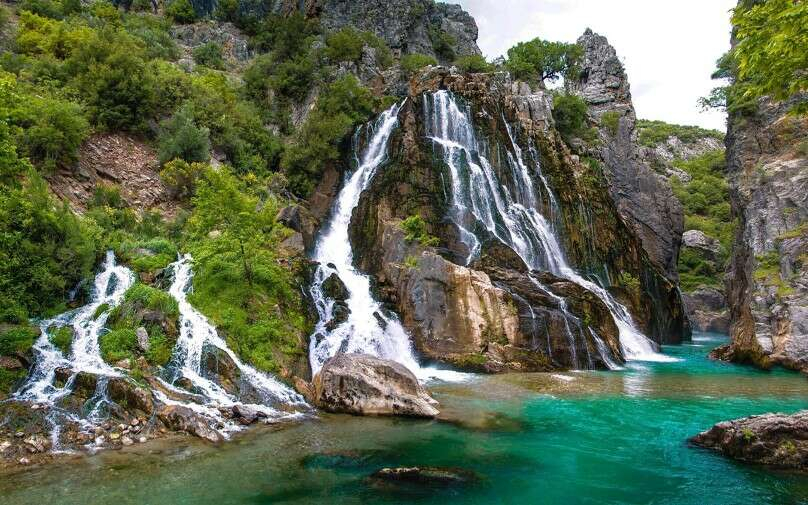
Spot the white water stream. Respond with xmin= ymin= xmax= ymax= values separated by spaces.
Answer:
xmin=307 ymin=103 xmax=466 ymax=382
xmin=424 ymin=90 xmax=673 ymax=363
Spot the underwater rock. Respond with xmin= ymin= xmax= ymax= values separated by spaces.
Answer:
xmin=312 ymin=353 xmax=439 ymax=418
xmin=369 ymin=466 xmax=479 ymax=486
xmin=690 ymin=411 xmax=808 ymax=471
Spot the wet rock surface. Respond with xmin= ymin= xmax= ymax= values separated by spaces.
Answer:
xmin=312 ymin=353 xmax=439 ymax=418
xmin=690 ymin=411 xmax=808 ymax=471
xmin=683 ymin=287 xmax=729 ymax=333
xmin=369 ymin=466 xmax=479 ymax=486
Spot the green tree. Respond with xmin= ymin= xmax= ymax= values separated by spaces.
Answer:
xmin=552 ymin=92 xmax=588 ymax=137
xmin=192 ymin=42 xmax=225 ymax=69
xmin=506 ymin=37 xmax=583 ymax=83
xmin=731 ymin=0 xmax=808 ymax=111
xmin=454 ymin=54 xmax=493 ymax=73
xmin=14 ymin=97 xmax=89 ymax=173
xmin=165 ymin=0 xmax=196 ymax=24
xmin=158 ymin=103 xmax=211 ymax=165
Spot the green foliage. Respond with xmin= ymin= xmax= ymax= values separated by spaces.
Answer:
xmin=185 ymin=168 xmax=307 ymax=372
xmin=282 ymin=75 xmax=376 ymax=196
xmin=99 ymin=328 xmax=137 ymax=363
xmin=552 ymin=92 xmax=588 ymax=138
xmin=401 ymin=215 xmax=439 ymax=247
xmin=12 ymin=95 xmax=89 ymax=173
xmin=164 ymin=0 xmax=196 ymax=24
xmin=600 ymin=111 xmax=621 ymax=136
xmin=617 ymin=272 xmax=640 ymax=293
xmin=0 ymin=324 xmax=39 ymax=355
xmin=404 ymin=255 xmax=418 ymax=269
xmin=18 ymin=0 xmax=67 ymax=20
xmin=401 ymin=53 xmax=437 ymax=74
xmin=636 ymin=119 xmax=723 ymax=147
xmin=671 ymin=149 xmax=735 ymax=291
xmin=192 ymin=42 xmax=225 ymax=70
xmin=48 ymin=325 xmax=73 ymax=354
xmin=117 ymin=237 xmax=178 ymax=273
xmin=160 ymin=159 xmax=207 ymax=199
xmin=123 ymin=282 xmax=179 ymax=316
xmin=325 ymin=27 xmax=365 ymax=63
xmin=505 ymin=37 xmax=582 ymax=83
xmin=731 ymin=0 xmax=808 ymax=113
xmin=123 ymin=13 xmax=179 ymax=60
xmin=428 ymin=26 xmax=455 ymax=62
xmin=454 ymin=54 xmax=493 ymax=74
xmin=158 ymin=103 xmax=211 ymax=165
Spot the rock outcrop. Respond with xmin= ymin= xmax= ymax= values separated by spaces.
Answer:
xmin=682 ymin=287 xmax=729 ymax=333
xmin=722 ymin=90 xmax=808 ymax=371
xmin=573 ymin=29 xmax=685 ymax=288
xmin=312 ymin=353 xmax=439 ymax=417
xmin=690 ymin=411 xmax=808 ymax=471
xmin=348 ymin=67 xmax=688 ymax=371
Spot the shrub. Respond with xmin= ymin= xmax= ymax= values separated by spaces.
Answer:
xmin=600 ymin=111 xmax=621 ymax=136
xmin=159 ymin=159 xmax=207 ymax=199
xmin=454 ymin=54 xmax=493 ymax=73
xmin=158 ymin=103 xmax=211 ymax=165
xmin=164 ymin=0 xmax=196 ymax=24
xmin=401 ymin=53 xmax=437 ymax=74
xmin=99 ymin=328 xmax=136 ymax=363
xmin=506 ymin=37 xmax=582 ymax=83
xmin=17 ymin=0 xmax=64 ymax=20
xmin=0 ymin=325 xmax=39 ymax=355
xmin=552 ymin=93 xmax=588 ymax=137
xmin=49 ymin=325 xmax=73 ymax=354
xmin=192 ymin=42 xmax=225 ymax=70
xmin=14 ymin=97 xmax=89 ymax=173
xmin=401 ymin=215 xmax=439 ymax=247
xmin=325 ymin=27 xmax=364 ymax=63
xmin=282 ymin=75 xmax=375 ymax=196
xmin=428 ymin=26 xmax=455 ymax=62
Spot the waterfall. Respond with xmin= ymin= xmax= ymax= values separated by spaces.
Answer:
xmin=14 ymin=251 xmax=135 ymax=446
xmin=307 ymin=103 xmax=464 ymax=381
xmin=15 ymin=251 xmax=134 ymax=405
xmin=424 ymin=90 xmax=672 ymax=364
xmin=160 ymin=255 xmax=307 ymax=432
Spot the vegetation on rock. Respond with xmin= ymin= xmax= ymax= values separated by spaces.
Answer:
xmin=505 ymin=37 xmax=582 ymax=83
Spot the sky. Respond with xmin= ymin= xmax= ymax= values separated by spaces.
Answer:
xmin=446 ymin=0 xmax=735 ymax=131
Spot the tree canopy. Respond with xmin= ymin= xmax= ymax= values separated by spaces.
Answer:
xmin=505 ymin=38 xmax=583 ymax=84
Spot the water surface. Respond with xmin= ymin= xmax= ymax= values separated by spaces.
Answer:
xmin=3 ymin=333 xmax=807 ymax=504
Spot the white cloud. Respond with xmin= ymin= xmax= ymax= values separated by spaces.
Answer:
xmin=444 ymin=0 xmax=734 ymax=131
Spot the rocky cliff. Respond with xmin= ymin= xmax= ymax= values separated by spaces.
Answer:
xmin=338 ymin=64 xmax=688 ymax=372
xmin=717 ymin=94 xmax=808 ymax=372
xmin=573 ymin=30 xmax=685 ymax=287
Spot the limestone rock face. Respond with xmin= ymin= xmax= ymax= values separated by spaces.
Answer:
xmin=682 ymin=287 xmax=729 ymax=333
xmin=723 ymin=92 xmax=808 ymax=373
xmin=317 ymin=0 xmax=480 ymax=64
xmin=573 ymin=29 xmax=685 ymax=285
xmin=312 ymin=353 xmax=439 ymax=417
xmin=690 ymin=411 xmax=808 ymax=471
xmin=682 ymin=230 xmax=722 ymax=262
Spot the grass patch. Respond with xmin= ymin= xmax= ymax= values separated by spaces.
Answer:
xmin=49 ymin=325 xmax=73 ymax=354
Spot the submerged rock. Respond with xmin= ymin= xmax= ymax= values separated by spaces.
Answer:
xmin=369 ymin=466 xmax=479 ymax=486
xmin=312 ymin=353 xmax=439 ymax=418
xmin=690 ymin=411 xmax=808 ymax=471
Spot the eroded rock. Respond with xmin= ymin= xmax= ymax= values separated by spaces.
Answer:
xmin=312 ymin=353 xmax=439 ymax=418
xmin=690 ymin=411 xmax=808 ymax=471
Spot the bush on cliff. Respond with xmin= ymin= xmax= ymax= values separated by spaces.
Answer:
xmin=401 ymin=53 xmax=437 ymax=74
xmin=158 ymin=103 xmax=211 ymax=165
xmin=552 ymin=93 xmax=588 ymax=138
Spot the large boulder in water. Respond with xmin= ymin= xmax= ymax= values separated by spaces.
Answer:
xmin=312 ymin=353 xmax=439 ymax=418
xmin=690 ymin=411 xmax=808 ymax=471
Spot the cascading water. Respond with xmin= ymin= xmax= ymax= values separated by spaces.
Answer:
xmin=160 ymin=255 xmax=307 ymax=431
xmin=14 ymin=251 xmax=135 ymax=445
xmin=424 ymin=90 xmax=672 ymax=364
xmin=307 ymin=103 xmax=464 ymax=381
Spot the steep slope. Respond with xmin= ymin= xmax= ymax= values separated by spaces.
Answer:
xmin=718 ymin=95 xmax=808 ymax=372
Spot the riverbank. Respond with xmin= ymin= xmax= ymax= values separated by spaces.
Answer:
xmin=2 ymin=333 xmax=807 ymax=504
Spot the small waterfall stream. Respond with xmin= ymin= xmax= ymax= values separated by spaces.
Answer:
xmin=160 ymin=255 xmax=306 ymax=432
xmin=14 ymin=251 xmax=135 ymax=446
xmin=424 ymin=90 xmax=671 ymax=364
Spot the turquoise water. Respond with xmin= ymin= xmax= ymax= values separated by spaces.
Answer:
xmin=2 ymin=332 xmax=807 ymax=504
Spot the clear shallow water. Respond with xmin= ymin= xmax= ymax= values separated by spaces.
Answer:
xmin=3 ymin=333 xmax=807 ymax=504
